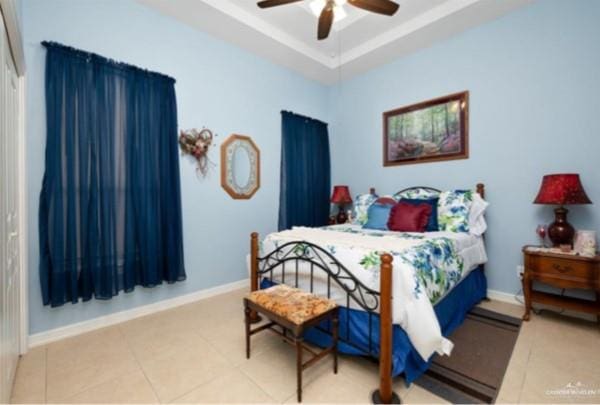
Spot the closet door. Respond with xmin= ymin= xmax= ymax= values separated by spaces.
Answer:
xmin=0 ymin=12 xmax=20 ymax=403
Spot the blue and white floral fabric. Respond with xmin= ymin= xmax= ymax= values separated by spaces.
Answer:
xmin=437 ymin=190 xmax=473 ymax=233
xmin=260 ymin=224 xmax=485 ymax=360
xmin=394 ymin=188 xmax=440 ymax=201
xmin=351 ymin=193 xmax=378 ymax=225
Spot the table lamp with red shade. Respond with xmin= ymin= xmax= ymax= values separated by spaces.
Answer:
xmin=331 ymin=185 xmax=352 ymax=224
xmin=534 ymin=174 xmax=592 ymax=247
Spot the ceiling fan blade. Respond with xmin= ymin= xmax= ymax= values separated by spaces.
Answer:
xmin=317 ymin=3 xmax=334 ymax=40
xmin=348 ymin=0 xmax=400 ymax=16
xmin=257 ymin=0 xmax=303 ymax=9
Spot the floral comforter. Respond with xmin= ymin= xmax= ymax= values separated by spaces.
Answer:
xmin=261 ymin=224 xmax=483 ymax=360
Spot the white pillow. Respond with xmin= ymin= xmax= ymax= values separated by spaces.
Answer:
xmin=468 ymin=193 xmax=489 ymax=236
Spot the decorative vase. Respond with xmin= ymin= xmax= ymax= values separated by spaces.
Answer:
xmin=336 ymin=205 xmax=348 ymax=224
xmin=574 ymin=230 xmax=597 ymax=257
xmin=547 ymin=207 xmax=575 ymax=247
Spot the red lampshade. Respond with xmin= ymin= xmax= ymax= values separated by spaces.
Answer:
xmin=331 ymin=185 xmax=352 ymax=204
xmin=534 ymin=174 xmax=592 ymax=205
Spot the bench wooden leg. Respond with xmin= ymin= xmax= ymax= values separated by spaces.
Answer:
xmin=296 ymin=335 xmax=303 ymax=402
xmin=332 ymin=313 xmax=339 ymax=374
xmin=244 ymin=305 xmax=251 ymax=359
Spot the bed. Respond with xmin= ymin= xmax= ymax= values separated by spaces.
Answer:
xmin=249 ymin=184 xmax=488 ymax=403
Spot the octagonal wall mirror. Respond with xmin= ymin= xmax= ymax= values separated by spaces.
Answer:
xmin=221 ymin=134 xmax=260 ymax=199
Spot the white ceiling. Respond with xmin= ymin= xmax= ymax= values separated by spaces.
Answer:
xmin=137 ymin=0 xmax=533 ymax=84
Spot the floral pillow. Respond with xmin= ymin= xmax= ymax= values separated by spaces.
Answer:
xmin=393 ymin=188 xmax=441 ymax=201
xmin=352 ymin=193 xmax=378 ymax=225
xmin=437 ymin=190 xmax=474 ymax=232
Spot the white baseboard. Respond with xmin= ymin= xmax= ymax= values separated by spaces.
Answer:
xmin=28 ymin=278 xmax=249 ymax=348
xmin=487 ymin=288 xmax=524 ymax=306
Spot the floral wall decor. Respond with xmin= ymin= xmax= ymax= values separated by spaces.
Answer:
xmin=179 ymin=128 xmax=217 ymax=177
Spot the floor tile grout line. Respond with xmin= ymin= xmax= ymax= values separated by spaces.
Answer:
xmin=335 ymin=358 xmax=394 ymax=392
xmin=9 ymin=347 xmax=47 ymax=403
xmin=44 ymin=329 xmax=141 ymax=403
xmin=210 ymin=322 xmax=295 ymax=404
xmin=44 ymin=346 xmax=48 ymax=404
xmin=123 ymin=324 xmax=235 ymax=404
xmin=28 ymin=294 xmax=551 ymax=404
xmin=47 ymin=365 xmax=141 ymax=402
xmin=235 ymin=340 xmax=349 ymax=403
xmin=166 ymin=371 xmax=224 ymax=404
xmin=166 ymin=365 xmax=276 ymax=404
xmin=232 ymin=361 xmax=278 ymax=404
xmin=236 ymin=309 xmax=410 ymax=403
xmin=517 ymin=320 xmax=537 ymax=404
xmin=518 ymin=321 xmax=532 ymax=404
xmin=162 ymin=328 xmax=260 ymax=402
xmin=116 ymin=323 xmax=162 ymax=404
xmin=300 ymin=356 xmax=397 ymax=404
xmin=236 ymin=351 xmax=297 ymax=403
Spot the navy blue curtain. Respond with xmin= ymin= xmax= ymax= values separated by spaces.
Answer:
xmin=39 ymin=42 xmax=186 ymax=307
xmin=278 ymin=111 xmax=331 ymax=230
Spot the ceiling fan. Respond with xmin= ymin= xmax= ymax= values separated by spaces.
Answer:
xmin=257 ymin=0 xmax=400 ymax=40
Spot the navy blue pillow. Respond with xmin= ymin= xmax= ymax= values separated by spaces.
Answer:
xmin=400 ymin=198 xmax=439 ymax=232
xmin=363 ymin=203 xmax=394 ymax=230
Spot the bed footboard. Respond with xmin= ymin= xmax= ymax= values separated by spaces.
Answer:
xmin=373 ymin=253 xmax=400 ymax=404
xmin=250 ymin=232 xmax=399 ymax=404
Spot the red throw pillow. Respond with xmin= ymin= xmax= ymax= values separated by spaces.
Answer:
xmin=387 ymin=201 xmax=432 ymax=233
xmin=375 ymin=196 xmax=396 ymax=206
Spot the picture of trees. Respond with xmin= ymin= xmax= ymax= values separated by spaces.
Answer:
xmin=383 ymin=92 xmax=469 ymax=166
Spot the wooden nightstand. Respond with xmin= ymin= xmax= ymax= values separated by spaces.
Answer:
xmin=522 ymin=246 xmax=600 ymax=322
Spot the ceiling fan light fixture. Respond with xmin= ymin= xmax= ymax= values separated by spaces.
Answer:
xmin=309 ymin=0 xmax=348 ymax=22
xmin=257 ymin=0 xmax=398 ymax=40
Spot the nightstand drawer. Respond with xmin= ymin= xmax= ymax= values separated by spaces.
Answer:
xmin=527 ymin=255 xmax=597 ymax=284
xmin=522 ymin=246 xmax=600 ymax=322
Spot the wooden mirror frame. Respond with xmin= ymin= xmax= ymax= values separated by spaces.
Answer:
xmin=220 ymin=134 xmax=260 ymax=199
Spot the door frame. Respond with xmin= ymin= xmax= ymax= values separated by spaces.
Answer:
xmin=17 ymin=68 xmax=27 ymax=355
xmin=0 ymin=0 xmax=25 ymax=76
xmin=0 ymin=0 xmax=27 ymax=355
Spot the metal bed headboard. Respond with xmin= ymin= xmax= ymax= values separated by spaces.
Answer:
xmin=370 ymin=183 xmax=485 ymax=199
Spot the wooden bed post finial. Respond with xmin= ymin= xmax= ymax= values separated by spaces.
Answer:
xmin=250 ymin=232 xmax=259 ymax=292
xmin=476 ymin=183 xmax=485 ymax=199
xmin=249 ymin=232 xmax=262 ymax=323
xmin=372 ymin=253 xmax=401 ymax=404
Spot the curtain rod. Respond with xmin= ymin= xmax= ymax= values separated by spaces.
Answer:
xmin=41 ymin=41 xmax=176 ymax=83
xmin=281 ymin=110 xmax=328 ymax=126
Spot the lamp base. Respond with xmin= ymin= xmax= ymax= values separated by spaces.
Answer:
xmin=336 ymin=205 xmax=348 ymax=224
xmin=548 ymin=206 xmax=575 ymax=247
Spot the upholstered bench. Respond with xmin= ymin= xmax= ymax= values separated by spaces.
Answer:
xmin=244 ymin=284 xmax=339 ymax=402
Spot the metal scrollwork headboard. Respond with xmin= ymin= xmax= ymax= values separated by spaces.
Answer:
xmin=394 ymin=186 xmax=441 ymax=195
xmin=370 ymin=183 xmax=485 ymax=199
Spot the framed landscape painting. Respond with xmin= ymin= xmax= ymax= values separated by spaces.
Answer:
xmin=383 ymin=91 xmax=469 ymax=166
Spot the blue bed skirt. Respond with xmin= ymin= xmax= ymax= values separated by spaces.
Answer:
xmin=261 ymin=266 xmax=487 ymax=384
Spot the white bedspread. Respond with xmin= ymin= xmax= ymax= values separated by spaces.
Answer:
xmin=256 ymin=225 xmax=487 ymax=361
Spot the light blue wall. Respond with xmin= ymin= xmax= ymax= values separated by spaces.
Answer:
xmin=24 ymin=0 xmax=600 ymax=334
xmin=16 ymin=0 xmax=23 ymax=30
xmin=23 ymin=0 xmax=329 ymax=334
xmin=328 ymin=0 xmax=600 ymax=295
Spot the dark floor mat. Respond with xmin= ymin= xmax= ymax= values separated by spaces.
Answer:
xmin=415 ymin=307 xmax=522 ymax=404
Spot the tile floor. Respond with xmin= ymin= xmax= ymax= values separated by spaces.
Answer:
xmin=10 ymin=288 xmax=600 ymax=404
